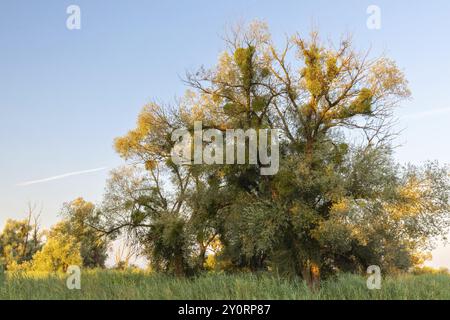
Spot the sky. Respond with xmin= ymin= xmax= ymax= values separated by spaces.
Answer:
xmin=0 ymin=0 xmax=449 ymax=268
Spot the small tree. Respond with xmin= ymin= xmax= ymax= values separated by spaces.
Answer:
xmin=59 ymin=198 xmax=108 ymax=268
xmin=0 ymin=212 xmax=42 ymax=270
xmin=31 ymin=225 xmax=82 ymax=273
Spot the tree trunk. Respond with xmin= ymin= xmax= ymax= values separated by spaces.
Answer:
xmin=301 ymin=260 xmax=320 ymax=291
xmin=173 ymin=254 xmax=185 ymax=277
xmin=197 ymin=245 xmax=207 ymax=270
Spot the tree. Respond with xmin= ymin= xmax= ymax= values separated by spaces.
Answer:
xmin=2 ymin=199 xmax=105 ymax=273
xmin=97 ymin=21 xmax=449 ymax=286
xmin=99 ymin=166 xmax=195 ymax=275
xmin=0 ymin=205 xmax=43 ymax=270
xmin=30 ymin=224 xmax=82 ymax=273
xmin=57 ymin=198 xmax=108 ymax=268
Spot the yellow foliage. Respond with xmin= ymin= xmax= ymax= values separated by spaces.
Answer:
xmin=204 ymin=254 xmax=217 ymax=271
xmin=410 ymin=251 xmax=432 ymax=267
xmin=330 ymin=198 xmax=350 ymax=215
xmin=385 ymin=177 xmax=423 ymax=220
xmin=30 ymin=235 xmax=82 ymax=273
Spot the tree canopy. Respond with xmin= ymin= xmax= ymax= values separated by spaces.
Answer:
xmin=96 ymin=22 xmax=449 ymax=285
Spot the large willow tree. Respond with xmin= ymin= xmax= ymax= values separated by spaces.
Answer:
xmin=98 ymin=22 xmax=449 ymax=285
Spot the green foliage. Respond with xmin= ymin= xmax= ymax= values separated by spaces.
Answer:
xmin=251 ymin=96 xmax=267 ymax=112
xmin=234 ymin=46 xmax=255 ymax=91
xmin=59 ymin=198 xmax=108 ymax=268
xmin=145 ymin=214 xmax=193 ymax=276
xmin=0 ymin=219 xmax=42 ymax=271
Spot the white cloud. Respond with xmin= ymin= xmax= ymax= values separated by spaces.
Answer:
xmin=16 ymin=167 xmax=107 ymax=187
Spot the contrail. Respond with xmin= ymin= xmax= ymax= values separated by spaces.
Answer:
xmin=17 ymin=167 xmax=108 ymax=186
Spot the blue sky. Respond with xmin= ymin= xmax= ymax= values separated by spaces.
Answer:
xmin=0 ymin=0 xmax=449 ymax=267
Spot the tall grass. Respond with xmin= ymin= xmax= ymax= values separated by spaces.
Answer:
xmin=0 ymin=270 xmax=449 ymax=300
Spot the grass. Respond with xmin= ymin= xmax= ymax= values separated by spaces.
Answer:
xmin=0 ymin=270 xmax=449 ymax=300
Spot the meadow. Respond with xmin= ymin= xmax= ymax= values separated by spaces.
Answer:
xmin=0 ymin=271 xmax=449 ymax=300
